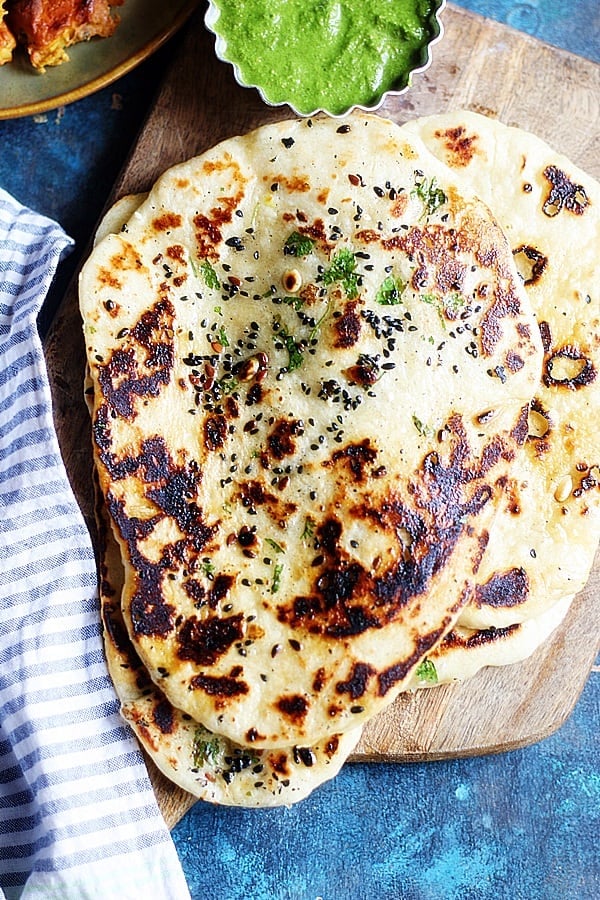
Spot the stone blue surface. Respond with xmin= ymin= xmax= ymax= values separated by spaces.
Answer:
xmin=0 ymin=3 xmax=597 ymax=898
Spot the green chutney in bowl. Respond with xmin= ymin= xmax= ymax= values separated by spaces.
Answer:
xmin=205 ymin=0 xmax=446 ymax=117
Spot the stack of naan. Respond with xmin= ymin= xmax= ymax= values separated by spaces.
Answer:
xmin=79 ymin=111 xmax=599 ymax=807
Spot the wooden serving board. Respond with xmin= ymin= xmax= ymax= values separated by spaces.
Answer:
xmin=43 ymin=3 xmax=600 ymax=829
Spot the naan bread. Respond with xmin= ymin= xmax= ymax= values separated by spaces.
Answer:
xmin=97 ymin=491 xmax=361 ymax=807
xmin=409 ymin=592 xmax=575 ymax=688
xmin=80 ymin=114 xmax=542 ymax=748
xmin=402 ymin=111 xmax=600 ymax=630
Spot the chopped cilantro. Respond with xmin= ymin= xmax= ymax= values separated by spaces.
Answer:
xmin=271 ymin=562 xmax=284 ymax=593
xmin=322 ymin=248 xmax=359 ymax=299
xmin=376 ymin=275 xmax=405 ymax=306
xmin=412 ymin=176 xmax=447 ymax=217
xmin=200 ymin=259 xmax=220 ymax=290
xmin=282 ymin=295 xmax=306 ymax=311
xmin=301 ymin=517 xmax=316 ymax=541
xmin=192 ymin=730 xmax=221 ymax=767
xmin=273 ymin=318 xmax=304 ymax=372
xmin=412 ymin=414 xmax=435 ymax=439
xmin=200 ymin=558 xmax=215 ymax=579
xmin=217 ymin=376 xmax=239 ymax=395
xmin=266 ymin=538 xmax=285 ymax=554
xmin=284 ymin=231 xmax=315 ymax=257
xmin=444 ymin=292 xmax=466 ymax=312
xmin=415 ymin=658 xmax=438 ymax=685
xmin=216 ymin=324 xmax=230 ymax=347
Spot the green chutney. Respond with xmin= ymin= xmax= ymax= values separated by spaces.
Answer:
xmin=211 ymin=0 xmax=442 ymax=116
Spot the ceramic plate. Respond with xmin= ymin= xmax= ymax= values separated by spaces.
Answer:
xmin=0 ymin=0 xmax=198 ymax=120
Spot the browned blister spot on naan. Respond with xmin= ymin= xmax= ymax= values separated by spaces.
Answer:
xmin=278 ymin=418 xmax=501 ymax=643
xmin=334 ymin=301 xmax=362 ymax=348
xmin=435 ymin=125 xmax=480 ymax=167
xmin=473 ymin=567 xmax=529 ymax=609
xmin=542 ymin=165 xmax=590 ymax=217
xmin=513 ymin=244 xmax=548 ymax=286
xmin=97 ymin=298 xmax=175 ymax=419
xmin=543 ymin=345 xmax=596 ymax=390
xmin=177 ymin=614 xmax=245 ymax=666
xmin=152 ymin=212 xmax=182 ymax=232
xmin=152 ymin=697 xmax=176 ymax=735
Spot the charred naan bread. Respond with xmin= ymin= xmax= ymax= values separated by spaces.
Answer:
xmin=80 ymin=114 xmax=542 ymax=748
xmin=402 ymin=111 xmax=600 ymax=630
xmin=96 ymin=491 xmax=361 ymax=807
xmin=409 ymin=592 xmax=575 ymax=688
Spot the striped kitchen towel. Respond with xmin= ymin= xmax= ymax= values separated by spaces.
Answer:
xmin=0 ymin=188 xmax=191 ymax=900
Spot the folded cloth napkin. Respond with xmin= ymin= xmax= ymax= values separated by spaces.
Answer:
xmin=0 ymin=189 xmax=191 ymax=900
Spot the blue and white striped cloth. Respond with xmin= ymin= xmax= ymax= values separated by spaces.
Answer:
xmin=0 ymin=189 xmax=191 ymax=899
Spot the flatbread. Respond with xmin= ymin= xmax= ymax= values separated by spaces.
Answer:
xmin=409 ymin=592 xmax=575 ymax=688
xmin=402 ymin=111 xmax=600 ymax=630
xmin=80 ymin=113 xmax=542 ymax=748
xmin=97 ymin=489 xmax=361 ymax=807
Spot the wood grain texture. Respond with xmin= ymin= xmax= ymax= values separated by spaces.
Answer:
xmin=43 ymin=4 xmax=600 ymax=830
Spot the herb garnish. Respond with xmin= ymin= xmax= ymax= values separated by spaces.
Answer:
xmin=301 ymin=517 xmax=316 ymax=541
xmin=266 ymin=538 xmax=285 ymax=554
xmin=284 ymin=231 xmax=315 ymax=257
xmin=200 ymin=259 xmax=220 ymax=290
xmin=414 ymin=658 xmax=438 ymax=685
xmin=412 ymin=176 xmax=447 ymax=217
xmin=271 ymin=562 xmax=284 ymax=593
xmin=412 ymin=414 xmax=435 ymax=439
xmin=273 ymin=318 xmax=305 ymax=372
xmin=192 ymin=730 xmax=221 ymax=767
xmin=322 ymin=248 xmax=359 ymax=298
xmin=376 ymin=275 xmax=406 ymax=306
xmin=200 ymin=559 xmax=215 ymax=579
xmin=216 ymin=324 xmax=230 ymax=347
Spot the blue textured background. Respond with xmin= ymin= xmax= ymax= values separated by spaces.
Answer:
xmin=0 ymin=3 xmax=597 ymax=898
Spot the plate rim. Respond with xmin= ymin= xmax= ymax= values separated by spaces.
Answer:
xmin=0 ymin=0 xmax=199 ymax=121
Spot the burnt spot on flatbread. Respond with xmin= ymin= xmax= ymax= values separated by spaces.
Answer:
xmin=204 ymin=414 xmax=228 ymax=451
xmin=323 ymin=438 xmax=378 ymax=483
xmin=102 ymin=599 xmax=140 ymax=666
xmin=177 ymin=614 xmax=244 ymax=666
xmin=333 ymin=301 xmax=362 ymax=348
xmin=538 ymin=320 xmax=553 ymax=353
xmin=479 ymin=283 xmax=523 ymax=357
xmin=378 ymin=624 xmax=450 ymax=696
xmin=237 ymin=479 xmax=297 ymax=523
xmin=513 ymin=245 xmax=548 ymax=286
xmin=527 ymin=398 xmax=552 ymax=449
xmin=335 ymin=662 xmax=376 ymax=700
xmin=279 ymin=419 xmax=500 ymax=639
xmin=542 ymin=165 xmax=590 ymax=217
xmin=380 ymin=226 xmax=467 ymax=299
xmin=505 ymin=350 xmax=524 ymax=373
xmin=97 ymin=298 xmax=175 ymax=418
xmin=184 ymin=578 xmax=206 ymax=609
xmin=194 ymin=194 xmax=244 ymax=261
xmin=543 ymin=346 xmax=596 ymax=390
xmin=209 ymin=574 xmax=235 ymax=608
xmin=441 ymin=622 xmax=519 ymax=650
xmin=473 ymin=567 xmax=529 ymax=609
xmin=152 ymin=212 xmax=183 ymax=232
xmin=152 ymin=697 xmax=176 ymax=735
xmin=266 ymin=418 xmax=304 ymax=460
xmin=276 ymin=694 xmax=309 ymax=724
xmin=509 ymin=405 xmax=530 ymax=447
xmin=435 ymin=125 xmax=479 ymax=167
xmin=190 ymin=672 xmax=249 ymax=697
